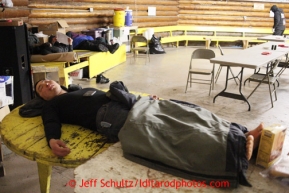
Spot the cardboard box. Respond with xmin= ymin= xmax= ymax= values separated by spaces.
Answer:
xmin=0 ymin=19 xmax=23 ymax=26
xmin=256 ymin=124 xmax=287 ymax=168
xmin=38 ymin=36 xmax=49 ymax=44
xmin=31 ymin=66 xmax=60 ymax=87
xmin=41 ymin=29 xmax=66 ymax=36
xmin=38 ymin=20 xmax=68 ymax=36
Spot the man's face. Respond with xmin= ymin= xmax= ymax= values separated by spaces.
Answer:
xmin=35 ymin=79 xmax=62 ymax=101
xmin=51 ymin=37 xmax=57 ymax=44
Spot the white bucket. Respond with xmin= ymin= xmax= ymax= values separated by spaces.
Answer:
xmin=147 ymin=28 xmax=154 ymax=40
xmin=143 ymin=31 xmax=149 ymax=39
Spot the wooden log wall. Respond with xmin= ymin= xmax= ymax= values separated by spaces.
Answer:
xmin=0 ymin=0 xmax=179 ymax=32
xmin=0 ymin=0 xmax=288 ymax=32
xmin=179 ymin=0 xmax=289 ymax=28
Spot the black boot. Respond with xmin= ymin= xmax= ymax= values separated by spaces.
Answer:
xmin=97 ymin=43 xmax=109 ymax=52
xmin=96 ymin=74 xmax=109 ymax=84
xmin=107 ymin=43 xmax=119 ymax=54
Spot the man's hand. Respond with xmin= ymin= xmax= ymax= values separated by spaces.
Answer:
xmin=68 ymin=37 xmax=73 ymax=45
xmin=49 ymin=139 xmax=71 ymax=157
xmin=149 ymin=94 xmax=159 ymax=100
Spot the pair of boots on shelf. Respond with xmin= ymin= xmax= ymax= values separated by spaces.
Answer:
xmin=97 ymin=43 xmax=119 ymax=54
xmin=95 ymin=36 xmax=119 ymax=54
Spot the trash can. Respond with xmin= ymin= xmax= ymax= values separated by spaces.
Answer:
xmin=113 ymin=8 xmax=125 ymax=27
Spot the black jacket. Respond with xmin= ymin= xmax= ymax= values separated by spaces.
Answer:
xmin=271 ymin=5 xmax=286 ymax=31
xmin=33 ymin=41 xmax=73 ymax=55
xmin=106 ymin=81 xmax=137 ymax=109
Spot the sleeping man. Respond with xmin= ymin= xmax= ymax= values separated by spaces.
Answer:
xmin=32 ymin=35 xmax=73 ymax=55
xmin=33 ymin=34 xmax=119 ymax=55
xmin=32 ymin=35 xmax=110 ymax=83
xmin=66 ymin=31 xmax=119 ymax=54
xmin=33 ymin=79 xmax=264 ymax=187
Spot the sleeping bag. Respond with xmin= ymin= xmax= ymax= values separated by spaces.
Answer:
xmin=118 ymin=96 xmax=251 ymax=188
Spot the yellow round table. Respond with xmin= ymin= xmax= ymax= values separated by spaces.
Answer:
xmin=0 ymin=91 xmax=148 ymax=193
xmin=0 ymin=106 xmax=112 ymax=193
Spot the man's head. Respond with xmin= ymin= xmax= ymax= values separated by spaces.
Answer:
xmin=271 ymin=5 xmax=278 ymax=12
xmin=34 ymin=79 xmax=66 ymax=101
xmin=48 ymin=35 xmax=57 ymax=45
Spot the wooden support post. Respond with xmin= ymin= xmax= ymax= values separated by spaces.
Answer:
xmin=205 ymin=39 xmax=211 ymax=49
xmin=242 ymin=40 xmax=249 ymax=49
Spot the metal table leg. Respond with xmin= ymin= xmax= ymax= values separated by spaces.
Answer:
xmin=213 ymin=66 xmax=251 ymax=111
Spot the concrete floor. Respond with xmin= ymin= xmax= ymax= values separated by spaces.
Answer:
xmin=1 ymin=45 xmax=289 ymax=193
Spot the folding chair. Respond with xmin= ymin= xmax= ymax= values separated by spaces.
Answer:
xmin=246 ymin=58 xmax=288 ymax=108
xmin=243 ymin=53 xmax=289 ymax=87
xmin=130 ymin=35 xmax=150 ymax=64
xmin=185 ymin=49 xmax=216 ymax=96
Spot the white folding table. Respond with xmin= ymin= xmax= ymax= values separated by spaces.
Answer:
xmin=257 ymin=35 xmax=289 ymax=42
xmin=210 ymin=42 xmax=289 ymax=110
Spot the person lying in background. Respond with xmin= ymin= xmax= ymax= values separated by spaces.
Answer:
xmin=66 ymin=31 xmax=119 ymax=54
xmin=32 ymin=35 xmax=73 ymax=55
xmin=31 ymin=35 xmax=110 ymax=83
